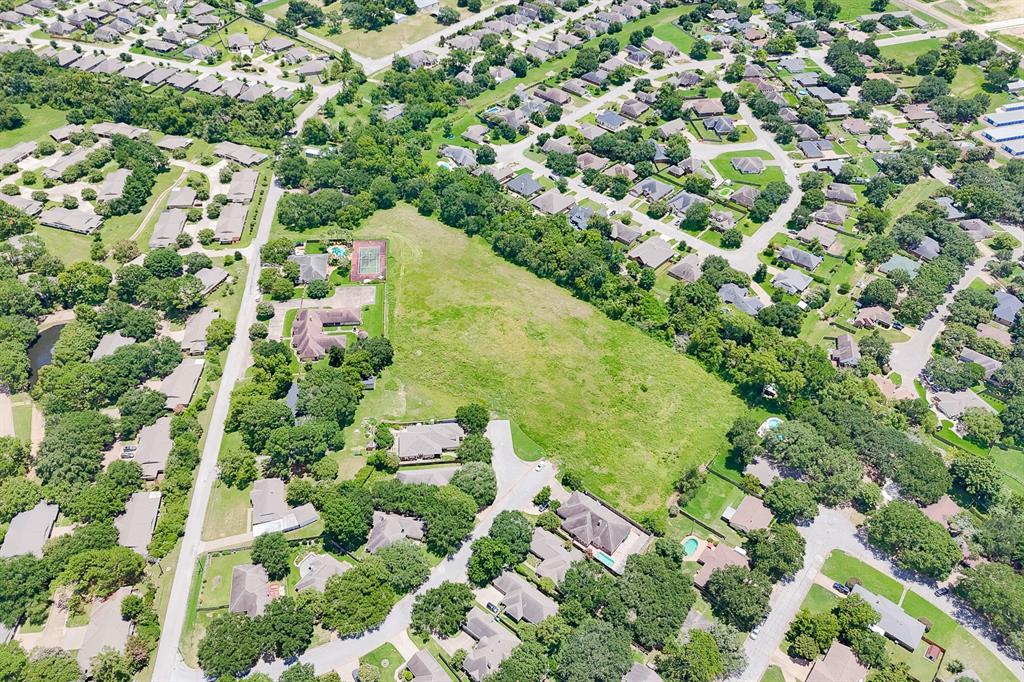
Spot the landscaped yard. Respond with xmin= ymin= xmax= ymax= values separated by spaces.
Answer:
xmin=801 ymin=583 xmax=840 ymax=615
xmin=349 ymin=205 xmax=745 ymax=512
xmin=990 ymin=446 xmax=1024 ymax=496
xmin=360 ymin=643 xmax=405 ymax=681
xmin=0 ymin=105 xmax=67 ymax=148
xmin=199 ymin=549 xmax=252 ymax=608
xmin=821 ymin=550 xmax=904 ymax=604
xmin=901 ymin=591 xmax=1017 ymax=682
xmin=680 ymin=474 xmax=745 ymax=543
xmin=760 ymin=666 xmax=785 ymax=682
xmin=710 ymin=150 xmax=785 ymax=187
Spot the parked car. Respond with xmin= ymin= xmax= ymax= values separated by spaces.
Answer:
xmin=486 ymin=602 xmax=499 ymax=614
xmin=121 ymin=445 xmax=137 ymax=459
xmin=934 ymin=587 xmax=949 ymax=597
xmin=833 ymin=582 xmax=851 ymax=595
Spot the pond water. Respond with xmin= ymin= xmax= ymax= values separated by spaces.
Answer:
xmin=27 ymin=322 xmax=65 ymax=385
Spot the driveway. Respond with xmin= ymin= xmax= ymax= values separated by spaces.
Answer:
xmin=735 ymin=508 xmax=1024 ymax=681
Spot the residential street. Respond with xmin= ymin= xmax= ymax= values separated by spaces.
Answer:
xmin=253 ymin=420 xmax=554 ymax=679
xmin=151 ymin=179 xmax=284 ymax=682
xmin=736 ymin=508 xmax=1024 ymax=682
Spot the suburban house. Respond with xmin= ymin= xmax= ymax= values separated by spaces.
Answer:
xmin=731 ymin=156 xmax=765 ymax=174
xmin=723 ymin=495 xmax=773 ymax=533
xmin=214 ymin=141 xmax=267 ymax=166
xmin=136 ymin=416 xmax=173 ymax=481
xmin=0 ymin=501 xmax=59 ymax=558
xmin=492 ymin=571 xmax=558 ymax=624
xmin=39 ymin=207 xmax=102 ymax=234
xmin=831 ymin=333 xmax=860 ymax=367
xmin=366 ymin=511 xmax=425 ymax=553
xmin=693 ymin=542 xmax=748 ymax=588
xmin=806 ymin=643 xmax=868 ymax=682
xmin=91 ymin=330 xmax=135 ymax=361
xmin=556 ymin=491 xmax=650 ymax=573
xmin=960 ymin=347 xmax=1002 ymax=379
xmin=773 ymin=269 xmax=813 ymax=295
xmin=182 ymin=307 xmax=220 ymax=355
xmin=150 ymin=209 xmax=186 ymax=249
xmin=226 ymin=168 xmax=259 ymax=203
xmin=291 ymin=308 xmax=361 ymax=361
xmin=627 ymin=237 xmax=674 ymax=269
xmin=394 ymin=422 xmax=465 ymax=462
xmin=403 ymin=650 xmax=451 ymax=682
xmin=229 ymin=564 xmax=271 ymax=617
xmin=288 ymin=253 xmax=328 ymax=283
xmin=851 ymin=585 xmax=925 ymax=651
xmin=295 ymin=552 xmax=351 ymax=592
xmin=77 ymin=588 xmax=134 ymax=674
xmin=161 ymin=357 xmax=205 ymax=410
xmin=463 ymin=612 xmax=519 ymax=682
xmin=530 ymin=527 xmax=584 ymax=585
xmin=855 ymin=306 xmax=893 ymax=328
xmin=250 ymin=477 xmax=319 ymax=536
xmin=993 ymin=290 xmax=1023 ymax=326
xmin=718 ymin=283 xmax=764 ymax=316
xmin=668 ymin=254 xmax=702 ymax=283
xmin=115 ymin=491 xmax=162 ymax=556
xmin=215 ymin=202 xmax=248 ymax=243
xmin=933 ymin=390 xmax=996 ymax=421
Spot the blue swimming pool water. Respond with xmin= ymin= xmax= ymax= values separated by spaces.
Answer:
xmin=683 ymin=537 xmax=700 ymax=556
xmin=329 ymin=245 xmax=348 ymax=259
xmin=595 ymin=551 xmax=615 ymax=568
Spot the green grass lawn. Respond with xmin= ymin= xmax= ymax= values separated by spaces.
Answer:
xmin=886 ymin=178 xmax=943 ymax=222
xmin=760 ymin=666 xmax=785 ymax=682
xmin=821 ymin=550 xmax=904 ymax=604
xmin=33 ymin=225 xmax=93 ymax=264
xmin=11 ymin=401 xmax=32 ymax=444
xmin=681 ymin=474 xmax=745 ymax=542
xmin=879 ymin=38 xmax=943 ymax=63
xmin=710 ymin=150 xmax=784 ymax=187
xmin=990 ymin=446 xmax=1024 ymax=497
xmin=359 ymin=643 xmax=405 ymax=682
xmin=103 ymin=165 xmax=184 ymax=251
xmin=901 ymin=591 xmax=1017 ymax=682
xmin=0 ymin=105 xmax=66 ymax=148
xmin=200 ymin=550 xmax=252 ymax=608
xmin=801 ymin=583 xmax=840 ymax=615
xmin=351 ymin=205 xmax=745 ymax=512
xmin=201 ymin=473 xmax=251 ymax=541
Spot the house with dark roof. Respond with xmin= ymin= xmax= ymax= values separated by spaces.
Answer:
xmin=395 ymin=422 xmax=465 ymax=461
xmin=825 ymin=183 xmax=857 ymax=204
xmin=779 ymin=246 xmax=823 ymax=271
xmin=493 ymin=572 xmax=558 ymax=624
xmin=230 ymin=564 xmax=270 ymax=617
xmin=507 ymin=173 xmax=543 ymax=198
xmin=291 ymin=308 xmax=361 ymax=361
xmin=404 ymin=650 xmax=452 ymax=682
xmin=730 ymin=185 xmax=759 ymax=208
xmin=251 ymin=477 xmax=319 ymax=536
xmin=718 ymin=283 xmax=764 ymax=316
xmin=295 ymin=552 xmax=351 ymax=592
xmin=705 ymin=116 xmax=735 ymax=135
xmin=851 ymin=585 xmax=925 ymax=650
xmin=628 ymin=237 xmax=674 ymax=269
xmin=630 ymin=177 xmax=673 ymax=201
xmin=814 ymin=203 xmax=848 ymax=226
xmin=0 ymin=501 xmax=58 ymax=558
xmin=693 ymin=542 xmax=748 ymax=588
xmin=797 ymin=224 xmax=838 ymax=250
xmin=531 ymin=189 xmax=576 ymax=215
xmin=557 ymin=491 xmax=631 ymax=555
xmin=596 ymin=110 xmax=628 ymax=131
xmin=907 ymin=236 xmax=940 ymax=262
xmin=994 ymin=290 xmax=1023 ymax=326
xmin=773 ymin=268 xmax=813 ymax=294
xmin=731 ymin=156 xmax=764 ymax=174
xmin=832 ymin=333 xmax=860 ymax=367
xmin=668 ymin=254 xmax=701 ymax=283
xmin=367 ymin=511 xmax=425 ymax=553
xmin=463 ymin=612 xmax=519 ymax=681
xmin=807 ymin=643 xmax=868 ymax=682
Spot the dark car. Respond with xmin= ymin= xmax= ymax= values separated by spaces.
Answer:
xmin=833 ymin=582 xmax=851 ymax=595
xmin=934 ymin=587 xmax=949 ymax=597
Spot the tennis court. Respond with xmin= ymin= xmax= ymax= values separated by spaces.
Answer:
xmin=350 ymin=239 xmax=387 ymax=282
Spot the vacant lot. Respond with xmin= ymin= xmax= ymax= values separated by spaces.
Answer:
xmin=355 ymin=205 xmax=744 ymax=511
xmin=0 ymin=105 xmax=66 ymax=148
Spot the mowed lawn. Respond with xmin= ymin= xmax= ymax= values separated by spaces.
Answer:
xmin=0 ymin=105 xmax=66 ymax=147
xmin=357 ymin=205 xmax=745 ymax=511
xmin=821 ymin=549 xmax=904 ymax=604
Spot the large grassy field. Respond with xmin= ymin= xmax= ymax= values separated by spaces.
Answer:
xmin=0 ymin=105 xmax=66 ymax=148
xmin=354 ymin=205 xmax=745 ymax=511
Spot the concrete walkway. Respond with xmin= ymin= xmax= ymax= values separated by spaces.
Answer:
xmin=0 ymin=392 xmax=14 ymax=438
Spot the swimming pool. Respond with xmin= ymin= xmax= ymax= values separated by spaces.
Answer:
xmin=682 ymin=537 xmax=700 ymax=557
xmin=329 ymin=245 xmax=348 ymax=259
xmin=595 ymin=551 xmax=615 ymax=568
xmin=757 ymin=416 xmax=784 ymax=437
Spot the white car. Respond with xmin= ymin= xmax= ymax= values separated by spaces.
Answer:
xmin=534 ymin=461 xmax=546 ymax=472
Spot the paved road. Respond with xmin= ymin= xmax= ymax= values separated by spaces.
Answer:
xmin=252 ymin=420 xmax=553 ymax=679
xmin=737 ymin=508 xmax=1024 ymax=681
xmin=151 ymin=178 xmax=284 ymax=682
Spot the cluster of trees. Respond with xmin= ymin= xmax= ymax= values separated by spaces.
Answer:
xmin=786 ymin=593 xmax=891 ymax=667
xmin=471 ymin=539 xmax=745 ymax=682
xmin=101 ymin=135 xmax=167 ymax=218
xmin=866 ymin=501 xmax=962 ymax=579
xmin=467 ymin=510 xmax=534 ymax=586
xmin=371 ymin=479 xmax=477 ymax=555
xmin=0 ymin=50 xmax=296 ymax=148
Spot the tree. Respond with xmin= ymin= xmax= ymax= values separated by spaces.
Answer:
xmin=960 ymin=407 xmax=1002 ymax=446
xmin=0 ymin=342 xmax=29 ymax=392
xmin=954 ymin=562 xmax=1024 ymax=656
xmin=252 ymin=532 xmax=290 ymax=580
xmin=860 ymin=279 xmax=897 ymax=308
xmin=950 ymin=452 xmax=1001 ymax=508
xmin=861 ymin=79 xmax=896 ymax=104
xmin=455 ymin=403 xmax=489 ymax=433
xmin=58 ymin=261 xmax=112 ymax=306
xmin=704 ymin=566 xmax=772 ymax=631
xmin=234 ymin=398 xmax=293 ymax=453
xmin=56 ymin=546 xmax=145 ymax=598
xmin=219 ymin=447 xmax=257 ymax=488
xmin=322 ymin=489 xmax=372 ymax=551
xmin=0 ymin=555 xmax=51 ymax=627
xmin=450 ymin=461 xmax=496 ymax=509
xmin=658 ymin=629 xmax=724 ymax=682
xmin=116 ymin=388 xmax=167 ymax=439
xmin=22 ymin=650 xmax=82 ymax=682
xmin=746 ymin=524 xmax=806 ymax=581
xmin=489 ymin=510 xmax=533 ymax=561
xmin=197 ymin=612 xmax=266 ymax=677
xmin=467 ymin=536 xmax=513 ymax=586
xmin=143 ymin=248 xmax=182 ymax=279
xmin=263 ymin=596 xmax=315 ymax=658
xmin=762 ymin=479 xmax=818 ymax=523
xmin=866 ymin=502 xmax=961 ymax=579
xmin=411 ymin=581 xmax=474 ymax=637
xmin=376 ymin=540 xmax=430 ymax=593
xmin=689 ymin=38 xmax=709 ymax=60
xmin=320 ymin=559 xmax=395 ymax=635
xmin=90 ymin=649 xmax=137 ymax=682
xmin=786 ymin=609 xmax=839 ymax=661
xmin=556 ymin=619 xmax=633 ymax=682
